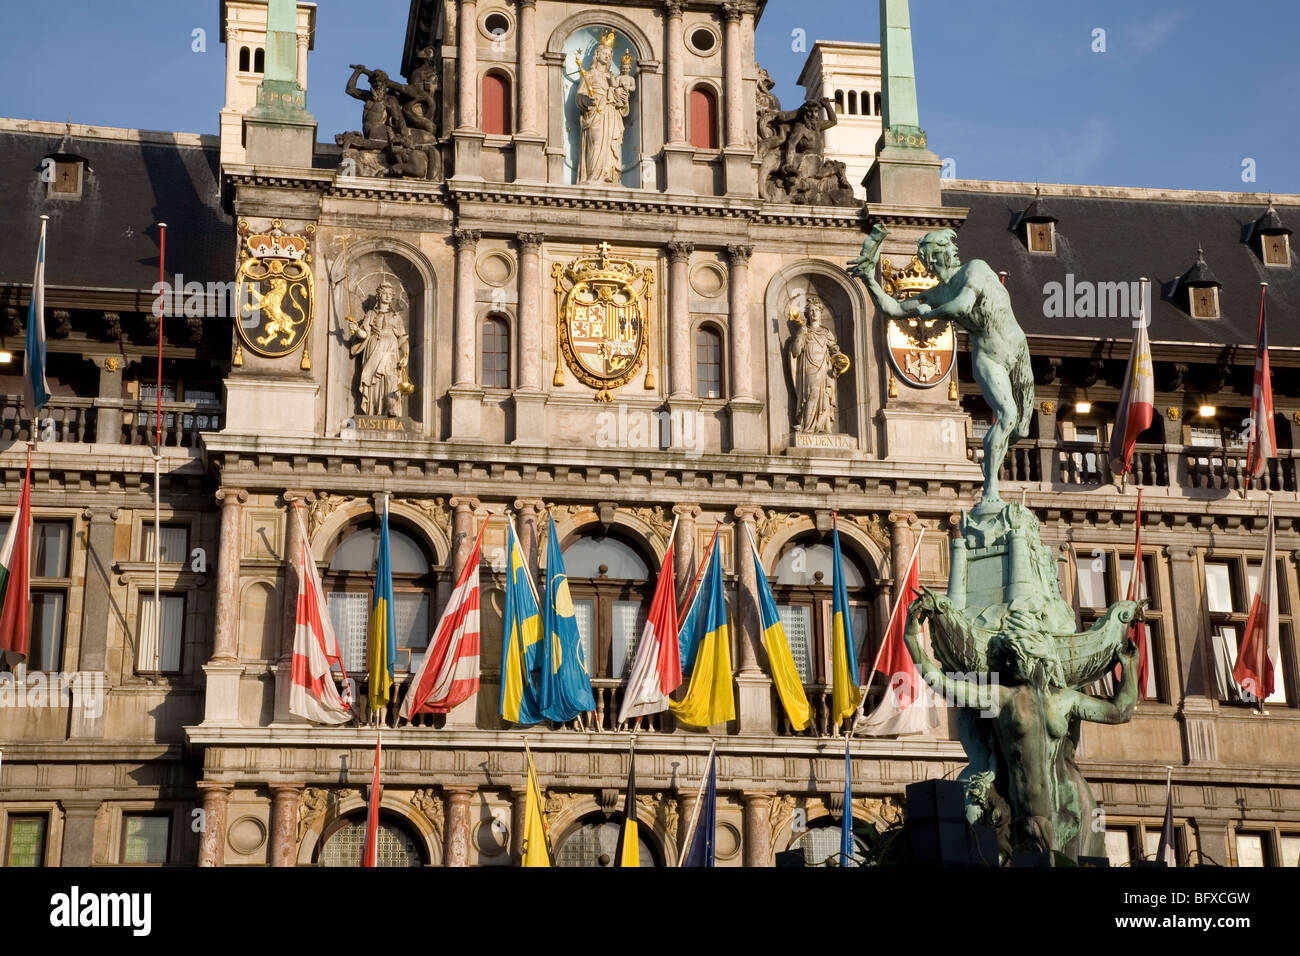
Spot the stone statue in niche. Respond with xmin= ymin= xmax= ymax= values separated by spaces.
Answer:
xmin=345 ymin=281 xmax=413 ymax=417
xmin=575 ymin=30 xmax=635 ymax=185
xmin=755 ymin=67 xmax=855 ymax=207
xmin=336 ymin=48 xmax=443 ymax=180
xmin=787 ymin=293 xmax=851 ymax=434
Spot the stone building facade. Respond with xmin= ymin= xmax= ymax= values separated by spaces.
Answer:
xmin=1 ymin=0 xmax=1298 ymax=868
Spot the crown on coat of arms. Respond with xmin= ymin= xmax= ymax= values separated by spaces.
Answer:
xmin=565 ymin=241 xmax=638 ymax=285
xmin=238 ymin=218 xmax=313 ymax=262
xmin=880 ymin=255 xmax=939 ymax=300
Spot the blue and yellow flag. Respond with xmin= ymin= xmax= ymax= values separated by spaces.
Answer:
xmin=678 ymin=525 xmax=719 ymax=676
xmin=830 ymin=517 xmax=862 ymax=722
xmin=499 ymin=520 xmax=544 ymax=725
xmin=670 ymin=541 xmax=734 ymax=728
xmin=539 ymin=513 xmax=595 ymax=722
xmin=749 ymin=538 xmax=812 ymax=731
xmin=367 ymin=499 xmax=398 ymax=712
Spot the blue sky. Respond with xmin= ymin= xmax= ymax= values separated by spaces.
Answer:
xmin=0 ymin=0 xmax=1295 ymax=193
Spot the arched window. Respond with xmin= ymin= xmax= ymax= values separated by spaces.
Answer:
xmin=560 ymin=531 xmax=651 ymax=683
xmin=873 ymin=92 xmax=882 ymax=116
xmin=554 ymin=814 xmax=660 ymax=866
xmin=778 ymin=819 xmax=868 ymax=867
xmin=253 ymin=48 xmax=265 ymax=74
xmin=689 ymin=86 xmax=719 ymax=150
xmin=482 ymin=72 xmax=513 ymax=135
xmin=833 ymin=90 xmax=844 ymax=113
xmin=847 ymin=90 xmax=858 ymax=115
xmin=771 ymin=535 xmax=878 ymax=686
xmin=238 ymin=47 xmax=250 ymax=72
xmin=482 ymin=315 xmax=510 ymax=389
xmin=695 ymin=324 xmax=723 ymax=399
xmin=861 ymin=90 xmax=872 ymax=115
xmin=325 ymin=520 xmax=437 ymax=679
xmin=317 ymin=812 xmax=427 ymax=867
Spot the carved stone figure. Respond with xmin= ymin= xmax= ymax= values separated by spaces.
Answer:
xmin=336 ymin=50 xmax=444 ymax=180
xmin=787 ymin=294 xmax=849 ymax=433
xmin=347 ymin=282 xmax=412 ymax=417
xmin=575 ymin=32 xmax=634 ymax=185
xmin=755 ymin=69 xmax=855 ymax=207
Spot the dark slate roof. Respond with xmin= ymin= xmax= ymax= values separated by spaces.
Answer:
xmin=0 ymin=126 xmax=231 ymax=294
xmin=942 ymin=186 xmax=1300 ymax=348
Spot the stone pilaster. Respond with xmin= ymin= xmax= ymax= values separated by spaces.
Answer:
xmin=742 ymin=792 xmax=774 ymax=867
xmin=512 ymin=0 xmax=546 ymax=180
xmin=269 ymin=783 xmax=302 ymax=866
xmin=661 ymin=0 xmax=693 ymax=190
xmin=443 ymin=497 xmax=482 ymax=728
xmin=514 ymin=233 xmax=546 ymax=442
xmin=197 ymin=783 xmax=233 ymax=867
xmin=59 ymin=800 xmax=100 ymax=867
xmin=720 ymin=2 xmax=754 ymax=196
xmin=666 ymin=242 xmax=701 ymax=447
xmin=734 ymin=506 xmax=772 ymax=734
xmin=513 ymin=498 xmax=545 ymax=580
xmin=726 ymin=244 xmax=761 ymax=451
xmin=274 ymin=491 xmax=315 ymax=723
xmin=72 ymin=507 xmax=118 ymax=738
xmin=450 ymin=229 xmax=483 ymax=439
xmin=1167 ymin=544 xmax=1218 ymax=764
xmin=444 ymin=787 xmax=474 ymax=866
xmin=204 ymin=489 xmax=247 ymax=726
xmin=676 ymin=790 xmax=699 ymax=857
xmin=453 ymin=0 xmax=485 ymax=177
xmin=94 ymin=356 xmax=124 ymax=442
xmin=510 ymin=786 xmax=528 ymax=864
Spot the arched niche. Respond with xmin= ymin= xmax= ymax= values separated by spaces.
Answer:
xmin=763 ymin=260 xmax=878 ymax=454
xmin=325 ymin=238 xmax=438 ymax=436
xmin=236 ymin=580 xmax=279 ymax=662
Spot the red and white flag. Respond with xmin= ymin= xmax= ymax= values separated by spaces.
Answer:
xmin=399 ymin=522 xmax=486 ymax=719
xmin=617 ymin=519 xmax=680 ymax=723
xmin=288 ymin=502 xmax=352 ymax=725
xmin=860 ymin=533 xmax=940 ymax=736
xmin=1233 ymin=497 xmax=1280 ymax=704
xmin=361 ymin=731 xmax=382 ymax=867
xmin=1109 ymin=283 xmax=1154 ymax=477
xmin=0 ymin=458 xmax=33 ymax=667
xmin=1247 ymin=284 xmax=1276 ymax=480
xmin=1126 ymin=488 xmax=1151 ymax=699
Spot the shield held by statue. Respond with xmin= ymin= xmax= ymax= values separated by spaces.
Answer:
xmin=235 ymin=218 xmax=316 ymax=368
xmin=879 ymin=254 xmax=954 ymax=389
xmin=553 ymin=244 xmax=655 ymax=402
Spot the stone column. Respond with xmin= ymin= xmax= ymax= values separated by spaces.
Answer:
xmin=513 ymin=498 xmax=544 ymax=581
xmin=59 ymin=800 xmax=100 ymax=867
xmin=510 ymin=786 xmax=528 ymax=863
xmin=197 ymin=783 xmax=233 ymax=867
xmin=888 ymin=511 xmax=918 ymax=611
xmin=514 ymin=233 xmax=546 ymax=441
xmin=1167 ymin=545 xmax=1218 ymax=763
xmin=72 ymin=507 xmax=118 ymax=738
xmin=721 ymin=2 xmax=745 ymax=147
xmin=667 ymin=242 xmax=695 ymax=399
xmin=672 ymin=504 xmax=700 ymax=609
xmin=513 ymin=0 xmax=546 ymax=180
xmin=444 ymin=787 xmax=474 ymax=866
xmin=661 ymin=1 xmax=693 ymax=189
xmin=224 ymin=30 xmax=241 ymax=103
xmin=446 ymin=497 xmax=483 ymax=728
xmin=450 ymin=229 xmax=483 ymax=439
xmin=742 ymin=792 xmax=774 ymax=867
xmin=676 ymin=790 xmax=699 ymax=857
xmin=295 ymin=30 xmax=309 ymax=90
xmin=275 ymin=492 xmax=316 ymax=722
xmin=269 ymin=784 xmax=302 ymax=867
xmin=457 ymin=0 xmax=479 ymax=130
xmin=734 ymin=506 xmax=772 ymax=734
xmin=204 ymin=489 xmax=247 ymax=726
xmin=726 ymin=244 xmax=761 ymax=451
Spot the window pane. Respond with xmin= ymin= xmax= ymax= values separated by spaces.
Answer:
xmin=850 ymin=605 xmax=870 ymax=667
xmin=572 ymin=599 xmax=595 ymax=675
xmin=1204 ymin=563 xmax=1234 ymax=614
xmin=482 ymin=317 xmax=510 ymax=389
xmin=328 ymin=593 xmax=369 ymax=673
xmin=32 ymin=522 xmax=69 ymax=577
xmin=611 ymin=600 xmax=645 ymax=678
xmin=142 ymin=524 xmax=189 ymax=563
xmin=394 ymin=592 xmax=429 ymax=651
xmin=137 ymin=594 xmax=184 ymax=673
xmin=1104 ymin=829 xmax=1132 ymax=866
xmin=6 ymin=816 xmax=47 ymax=867
xmin=319 ymin=816 xmax=424 ymax=867
xmin=329 ymin=526 xmax=428 ymax=574
xmin=1281 ymin=835 xmax=1300 ymax=868
xmin=774 ymin=543 xmax=865 ymax=588
xmin=1210 ymin=625 xmax=1244 ymax=702
xmin=695 ymin=328 xmax=722 ymax=399
xmin=29 ymin=591 xmax=65 ymax=672
xmin=1075 ymin=555 xmax=1107 ymax=609
xmin=1235 ymin=833 xmax=1265 ymax=868
xmin=562 ymin=537 xmax=649 ymax=580
xmin=1117 ymin=556 xmax=1150 ymax=602
xmin=122 ymin=815 xmax=170 ymax=864
xmin=777 ymin=604 xmax=813 ymax=683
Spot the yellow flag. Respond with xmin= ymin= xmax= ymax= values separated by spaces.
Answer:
xmin=521 ymin=748 xmax=551 ymax=867
xmin=619 ymin=818 xmax=640 ymax=867
xmin=670 ymin=546 xmax=735 ymax=728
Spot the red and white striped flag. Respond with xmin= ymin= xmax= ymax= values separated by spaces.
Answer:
xmin=0 ymin=458 xmax=33 ymax=667
xmin=1247 ymin=284 xmax=1276 ymax=480
xmin=1127 ymin=488 xmax=1150 ymax=700
xmin=1233 ymin=497 xmax=1280 ymax=704
xmin=288 ymin=502 xmax=351 ymax=725
xmin=361 ymin=731 xmax=382 ymax=867
xmin=860 ymin=533 xmax=939 ymax=736
xmin=617 ymin=518 xmax=680 ymax=724
xmin=1109 ymin=283 xmax=1154 ymax=477
xmin=398 ymin=522 xmax=486 ymax=719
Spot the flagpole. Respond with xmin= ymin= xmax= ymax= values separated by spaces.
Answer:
xmin=153 ymin=222 xmax=168 ymax=674
xmin=676 ymin=740 xmax=717 ymax=867
xmin=29 ymin=216 xmax=50 ymax=451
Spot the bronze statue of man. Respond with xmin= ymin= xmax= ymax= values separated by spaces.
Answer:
xmin=849 ymin=227 xmax=1034 ymax=506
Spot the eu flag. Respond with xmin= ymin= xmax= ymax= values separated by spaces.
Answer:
xmin=539 ymin=513 xmax=595 ymax=722
xmin=829 ymin=517 xmax=862 ymax=722
xmin=499 ymin=520 xmax=544 ymax=725
xmin=367 ymin=498 xmax=398 ymax=712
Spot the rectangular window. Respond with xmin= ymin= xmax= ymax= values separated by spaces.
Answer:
xmin=137 ymin=593 xmax=185 ymax=674
xmin=1281 ymin=834 xmax=1300 ymax=867
xmin=142 ymin=524 xmax=189 ymax=563
xmin=481 ymin=318 xmax=510 ymax=389
xmin=695 ymin=329 xmax=723 ymax=400
xmin=1263 ymin=235 xmax=1290 ymax=267
xmin=5 ymin=815 xmax=47 ymax=867
xmin=1027 ymin=222 xmax=1055 ymax=254
xmin=572 ymin=599 xmax=595 ymax=676
xmin=1075 ymin=555 xmax=1107 ymax=610
xmin=777 ymin=604 xmax=814 ymax=684
xmin=1204 ymin=562 xmax=1234 ymax=614
xmin=328 ymin=593 xmax=369 ymax=673
xmin=28 ymin=590 xmax=66 ymax=672
xmin=31 ymin=522 xmax=70 ymax=577
xmin=1235 ymin=832 xmax=1266 ymax=868
xmin=1103 ymin=828 xmax=1133 ymax=866
xmin=611 ymin=600 xmax=646 ymax=679
xmin=121 ymin=814 xmax=170 ymax=865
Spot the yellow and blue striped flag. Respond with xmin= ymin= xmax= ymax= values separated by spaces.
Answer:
xmin=366 ymin=498 xmax=397 ymax=713
xmin=539 ymin=513 xmax=595 ymax=722
xmin=499 ymin=520 xmax=544 ymax=725
xmin=746 ymin=531 xmax=811 ymax=731
xmin=830 ymin=516 xmax=862 ymax=723
xmin=670 ymin=540 xmax=734 ymax=728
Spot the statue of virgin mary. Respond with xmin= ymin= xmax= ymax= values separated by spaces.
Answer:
xmin=575 ymin=31 xmax=634 ymax=185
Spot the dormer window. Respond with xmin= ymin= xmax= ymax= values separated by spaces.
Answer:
xmin=1246 ymin=205 xmax=1292 ymax=268
xmin=43 ymin=150 xmax=88 ymax=201
xmin=1189 ymin=285 xmax=1220 ymax=319
xmin=1012 ymin=190 xmax=1058 ymax=255
xmin=1172 ymin=246 xmax=1222 ymax=319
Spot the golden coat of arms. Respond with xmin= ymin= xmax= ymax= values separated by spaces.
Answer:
xmin=552 ymin=242 xmax=655 ymax=401
xmin=880 ymin=254 xmax=954 ymax=389
xmin=236 ymin=218 xmax=315 ymax=369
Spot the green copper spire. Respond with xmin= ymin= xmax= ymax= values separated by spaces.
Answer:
xmin=879 ymin=0 xmax=928 ymax=149
xmin=251 ymin=0 xmax=312 ymax=120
